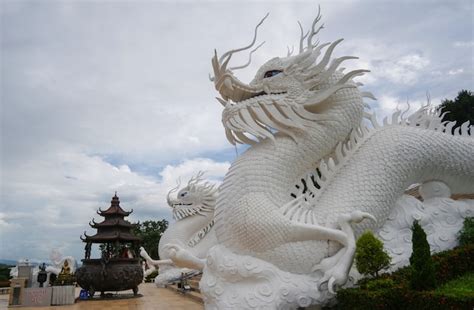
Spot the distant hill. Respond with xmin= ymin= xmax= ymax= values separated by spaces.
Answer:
xmin=0 ymin=259 xmax=17 ymax=266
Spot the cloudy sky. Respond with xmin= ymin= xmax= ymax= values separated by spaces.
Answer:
xmin=1 ymin=0 xmax=472 ymax=262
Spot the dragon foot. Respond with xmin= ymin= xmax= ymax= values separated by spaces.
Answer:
xmin=314 ymin=210 xmax=376 ymax=294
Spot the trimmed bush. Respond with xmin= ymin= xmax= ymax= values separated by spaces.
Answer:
xmin=433 ymin=244 xmax=474 ymax=285
xmin=334 ymin=244 xmax=474 ymax=310
xmin=335 ymin=287 xmax=474 ymax=310
xmin=355 ymin=231 xmax=391 ymax=278
xmin=364 ymin=278 xmax=396 ymax=290
xmin=458 ymin=217 xmax=474 ymax=246
xmin=145 ymin=270 xmax=159 ymax=283
xmin=436 ymin=273 xmax=474 ymax=298
xmin=410 ymin=220 xmax=436 ymax=290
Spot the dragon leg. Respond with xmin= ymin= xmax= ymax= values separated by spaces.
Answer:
xmin=139 ymin=247 xmax=173 ymax=268
xmin=162 ymin=244 xmax=206 ymax=270
xmin=311 ymin=211 xmax=376 ymax=293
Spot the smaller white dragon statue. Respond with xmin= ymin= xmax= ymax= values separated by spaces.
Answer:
xmin=140 ymin=172 xmax=218 ymax=286
xmin=10 ymin=250 xmax=77 ymax=287
xmin=45 ymin=248 xmax=76 ymax=276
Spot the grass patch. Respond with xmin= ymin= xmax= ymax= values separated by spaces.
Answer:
xmin=435 ymin=273 xmax=474 ymax=298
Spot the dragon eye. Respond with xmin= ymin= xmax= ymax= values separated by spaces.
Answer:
xmin=179 ymin=191 xmax=188 ymax=197
xmin=263 ymin=70 xmax=282 ymax=79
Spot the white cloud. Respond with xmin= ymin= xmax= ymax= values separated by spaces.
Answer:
xmin=448 ymin=68 xmax=464 ymax=75
xmin=373 ymin=53 xmax=430 ymax=85
xmin=453 ymin=41 xmax=474 ymax=47
xmin=1 ymin=1 xmax=472 ymax=262
xmin=336 ymin=39 xmax=431 ymax=86
xmin=160 ymin=158 xmax=230 ymax=186
xmin=1 ymin=152 xmax=229 ymax=261
xmin=373 ymin=94 xmax=442 ymax=122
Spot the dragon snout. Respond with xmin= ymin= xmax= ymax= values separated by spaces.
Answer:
xmin=216 ymin=75 xmax=262 ymax=104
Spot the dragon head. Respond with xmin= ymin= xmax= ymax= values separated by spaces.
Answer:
xmin=210 ymin=8 xmax=370 ymax=145
xmin=166 ymin=171 xmax=218 ymax=220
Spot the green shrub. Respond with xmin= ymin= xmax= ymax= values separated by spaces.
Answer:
xmin=335 ymin=287 xmax=405 ymax=310
xmin=432 ymin=244 xmax=474 ymax=285
xmin=334 ymin=244 xmax=474 ymax=309
xmin=0 ymin=265 xmax=12 ymax=281
xmin=458 ymin=217 xmax=474 ymax=246
xmin=335 ymin=285 xmax=474 ymax=310
xmin=145 ymin=270 xmax=159 ymax=283
xmin=355 ymin=231 xmax=391 ymax=278
xmin=435 ymin=273 xmax=474 ymax=298
xmin=365 ymin=278 xmax=396 ymax=290
xmin=410 ymin=220 xmax=436 ymax=290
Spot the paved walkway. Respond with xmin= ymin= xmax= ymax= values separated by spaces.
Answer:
xmin=0 ymin=284 xmax=204 ymax=310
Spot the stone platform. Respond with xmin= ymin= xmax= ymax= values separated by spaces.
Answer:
xmin=0 ymin=283 xmax=203 ymax=310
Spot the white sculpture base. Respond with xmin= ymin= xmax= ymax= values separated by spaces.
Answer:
xmin=378 ymin=181 xmax=474 ymax=271
xmin=200 ymin=183 xmax=474 ymax=308
xmin=200 ymin=245 xmax=335 ymax=309
xmin=154 ymin=266 xmax=198 ymax=287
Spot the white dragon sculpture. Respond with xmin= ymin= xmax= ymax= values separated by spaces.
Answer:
xmin=186 ymin=8 xmax=474 ymax=309
xmin=140 ymin=172 xmax=218 ymax=286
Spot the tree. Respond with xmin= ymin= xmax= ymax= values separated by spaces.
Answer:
xmin=409 ymin=220 xmax=436 ymax=290
xmin=0 ymin=264 xmax=13 ymax=282
xmin=355 ymin=231 xmax=391 ymax=278
xmin=132 ymin=219 xmax=169 ymax=259
xmin=437 ymin=90 xmax=474 ymax=134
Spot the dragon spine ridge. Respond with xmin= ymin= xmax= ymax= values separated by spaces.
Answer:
xmin=284 ymin=105 xmax=473 ymax=225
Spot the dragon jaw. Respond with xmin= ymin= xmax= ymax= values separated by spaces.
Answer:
xmin=211 ymin=11 xmax=370 ymax=146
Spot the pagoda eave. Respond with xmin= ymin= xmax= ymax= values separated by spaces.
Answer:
xmin=81 ymin=233 xmax=141 ymax=243
xmin=97 ymin=209 xmax=132 ymax=217
xmin=89 ymin=218 xmax=135 ymax=229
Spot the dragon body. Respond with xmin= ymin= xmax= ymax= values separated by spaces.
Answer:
xmin=199 ymin=9 xmax=474 ymax=309
xmin=215 ymin=110 xmax=473 ymax=275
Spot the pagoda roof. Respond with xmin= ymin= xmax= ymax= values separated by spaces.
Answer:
xmin=89 ymin=218 xmax=135 ymax=229
xmin=97 ymin=193 xmax=133 ymax=217
xmin=80 ymin=231 xmax=141 ymax=243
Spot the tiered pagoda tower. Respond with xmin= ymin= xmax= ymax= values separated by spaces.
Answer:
xmin=76 ymin=193 xmax=143 ymax=297
xmin=82 ymin=193 xmax=140 ymax=252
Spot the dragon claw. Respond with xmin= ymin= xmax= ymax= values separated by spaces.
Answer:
xmin=163 ymin=244 xmax=181 ymax=258
xmin=328 ymin=277 xmax=336 ymax=294
xmin=162 ymin=243 xmax=206 ymax=270
xmin=348 ymin=210 xmax=376 ymax=223
xmin=314 ymin=210 xmax=374 ymax=294
xmin=317 ymin=266 xmax=349 ymax=294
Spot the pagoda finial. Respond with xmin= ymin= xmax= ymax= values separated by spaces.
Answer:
xmin=111 ymin=192 xmax=120 ymax=206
